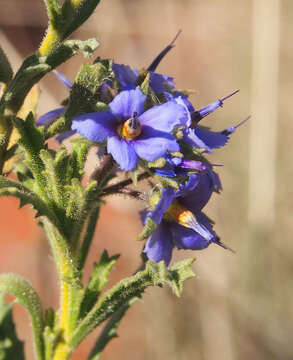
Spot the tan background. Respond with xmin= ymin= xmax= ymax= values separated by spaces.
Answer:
xmin=1 ymin=0 xmax=293 ymax=359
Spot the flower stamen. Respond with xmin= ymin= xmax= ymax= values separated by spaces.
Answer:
xmin=121 ymin=111 xmax=142 ymax=140
xmin=166 ymin=201 xmax=213 ymax=241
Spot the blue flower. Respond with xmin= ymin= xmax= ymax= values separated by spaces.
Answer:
xmin=72 ymin=87 xmax=188 ymax=171
xmin=143 ymin=170 xmax=223 ymax=264
xmin=112 ymin=63 xmax=174 ymax=93
xmin=154 ymin=154 xmax=211 ymax=177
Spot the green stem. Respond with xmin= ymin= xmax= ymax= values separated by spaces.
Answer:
xmin=78 ymin=205 xmax=100 ymax=270
xmin=101 ymin=171 xmax=151 ymax=197
xmin=42 ymin=218 xmax=81 ymax=359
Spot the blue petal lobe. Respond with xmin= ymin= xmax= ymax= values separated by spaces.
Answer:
xmin=53 ymin=70 xmax=72 ymax=89
xmin=37 ymin=108 xmax=64 ymax=126
xmin=149 ymin=72 xmax=174 ymax=93
xmin=149 ymin=187 xmax=175 ymax=224
xmin=179 ymin=170 xmax=218 ymax=213
xmin=139 ymin=100 xmax=188 ymax=131
xmin=144 ymin=222 xmax=174 ymax=265
xmin=194 ymin=127 xmax=229 ymax=149
xmin=56 ymin=130 xmax=76 ymax=143
xmin=72 ymin=112 xmax=117 ymax=142
xmin=107 ymin=136 xmax=138 ymax=171
xmin=132 ymin=129 xmax=180 ymax=162
xmin=171 ymin=222 xmax=213 ymax=250
xmin=109 ymin=87 xmax=146 ymax=119
xmin=112 ymin=63 xmax=138 ymax=89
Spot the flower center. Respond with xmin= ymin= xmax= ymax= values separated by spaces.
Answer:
xmin=165 ymin=201 xmax=195 ymax=229
xmin=121 ymin=112 xmax=142 ymax=140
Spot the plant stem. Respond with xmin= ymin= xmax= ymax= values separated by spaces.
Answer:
xmin=101 ymin=171 xmax=151 ymax=197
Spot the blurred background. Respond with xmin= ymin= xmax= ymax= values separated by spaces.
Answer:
xmin=0 ymin=0 xmax=293 ymax=359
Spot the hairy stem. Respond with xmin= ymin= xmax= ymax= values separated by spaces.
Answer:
xmin=101 ymin=171 xmax=151 ymax=197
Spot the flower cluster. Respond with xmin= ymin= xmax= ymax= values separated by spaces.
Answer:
xmin=38 ymin=35 xmax=246 ymax=265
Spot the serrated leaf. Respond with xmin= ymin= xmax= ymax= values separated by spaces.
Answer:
xmin=88 ymin=298 xmax=138 ymax=360
xmin=0 ymin=274 xmax=44 ymax=360
xmin=0 ymin=185 xmax=60 ymax=228
xmin=69 ymin=259 xmax=194 ymax=348
xmin=0 ymin=294 xmax=24 ymax=360
xmin=79 ymin=251 xmax=120 ymax=319
xmin=166 ymin=258 xmax=196 ymax=297
xmin=0 ymin=47 xmax=13 ymax=84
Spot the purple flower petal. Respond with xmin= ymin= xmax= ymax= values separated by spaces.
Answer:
xmin=179 ymin=170 xmax=217 ymax=213
xmin=194 ymin=127 xmax=229 ymax=149
xmin=132 ymin=130 xmax=180 ymax=162
xmin=175 ymin=173 xmax=200 ymax=197
xmin=182 ymin=128 xmax=212 ymax=152
xmin=144 ymin=222 xmax=174 ymax=265
xmin=148 ymin=187 xmax=175 ymax=224
xmin=112 ymin=63 xmax=138 ymax=89
xmin=107 ymin=136 xmax=138 ymax=171
xmin=56 ymin=130 xmax=76 ymax=143
xmin=72 ymin=112 xmax=117 ymax=142
xmin=149 ymin=72 xmax=174 ymax=93
xmin=109 ymin=87 xmax=146 ymax=119
xmin=37 ymin=107 xmax=64 ymax=126
xmin=53 ymin=70 xmax=72 ymax=89
xmin=170 ymin=220 xmax=214 ymax=250
xmin=139 ymin=100 xmax=187 ymax=132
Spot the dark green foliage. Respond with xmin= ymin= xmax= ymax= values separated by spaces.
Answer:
xmin=88 ymin=298 xmax=137 ymax=360
xmin=0 ymin=47 xmax=13 ymax=85
xmin=69 ymin=259 xmax=195 ymax=348
xmin=0 ymin=275 xmax=44 ymax=360
xmin=61 ymin=0 xmax=101 ymax=40
xmin=79 ymin=251 xmax=120 ymax=319
xmin=0 ymin=294 xmax=24 ymax=360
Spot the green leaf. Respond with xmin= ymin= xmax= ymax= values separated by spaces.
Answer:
xmin=46 ymin=38 xmax=99 ymax=68
xmin=88 ymin=298 xmax=137 ymax=360
xmin=69 ymin=259 xmax=195 ymax=348
xmin=42 ymin=0 xmax=62 ymax=28
xmin=70 ymin=139 xmax=92 ymax=180
xmin=166 ymin=258 xmax=196 ymax=297
xmin=0 ymin=47 xmax=13 ymax=84
xmin=0 ymin=294 xmax=24 ymax=360
xmin=0 ymin=274 xmax=44 ymax=360
xmin=79 ymin=251 xmax=120 ymax=319
xmin=0 ymin=55 xmax=50 ymax=113
xmin=61 ymin=0 xmax=101 ymax=40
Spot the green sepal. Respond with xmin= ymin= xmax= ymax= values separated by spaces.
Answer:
xmin=88 ymin=298 xmax=138 ymax=360
xmin=69 ymin=259 xmax=195 ymax=348
xmin=46 ymin=38 xmax=99 ymax=68
xmin=61 ymin=0 xmax=101 ymax=40
xmin=0 ymin=47 xmax=13 ymax=84
xmin=0 ymin=274 xmax=44 ymax=360
xmin=147 ymin=157 xmax=166 ymax=169
xmin=0 ymin=293 xmax=24 ymax=360
xmin=136 ymin=217 xmax=156 ymax=241
xmin=158 ymin=176 xmax=180 ymax=190
xmin=79 ymin=251 xmax=120 ymax=319
xmin=140 ymin=72 xmax=150 ymax=95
